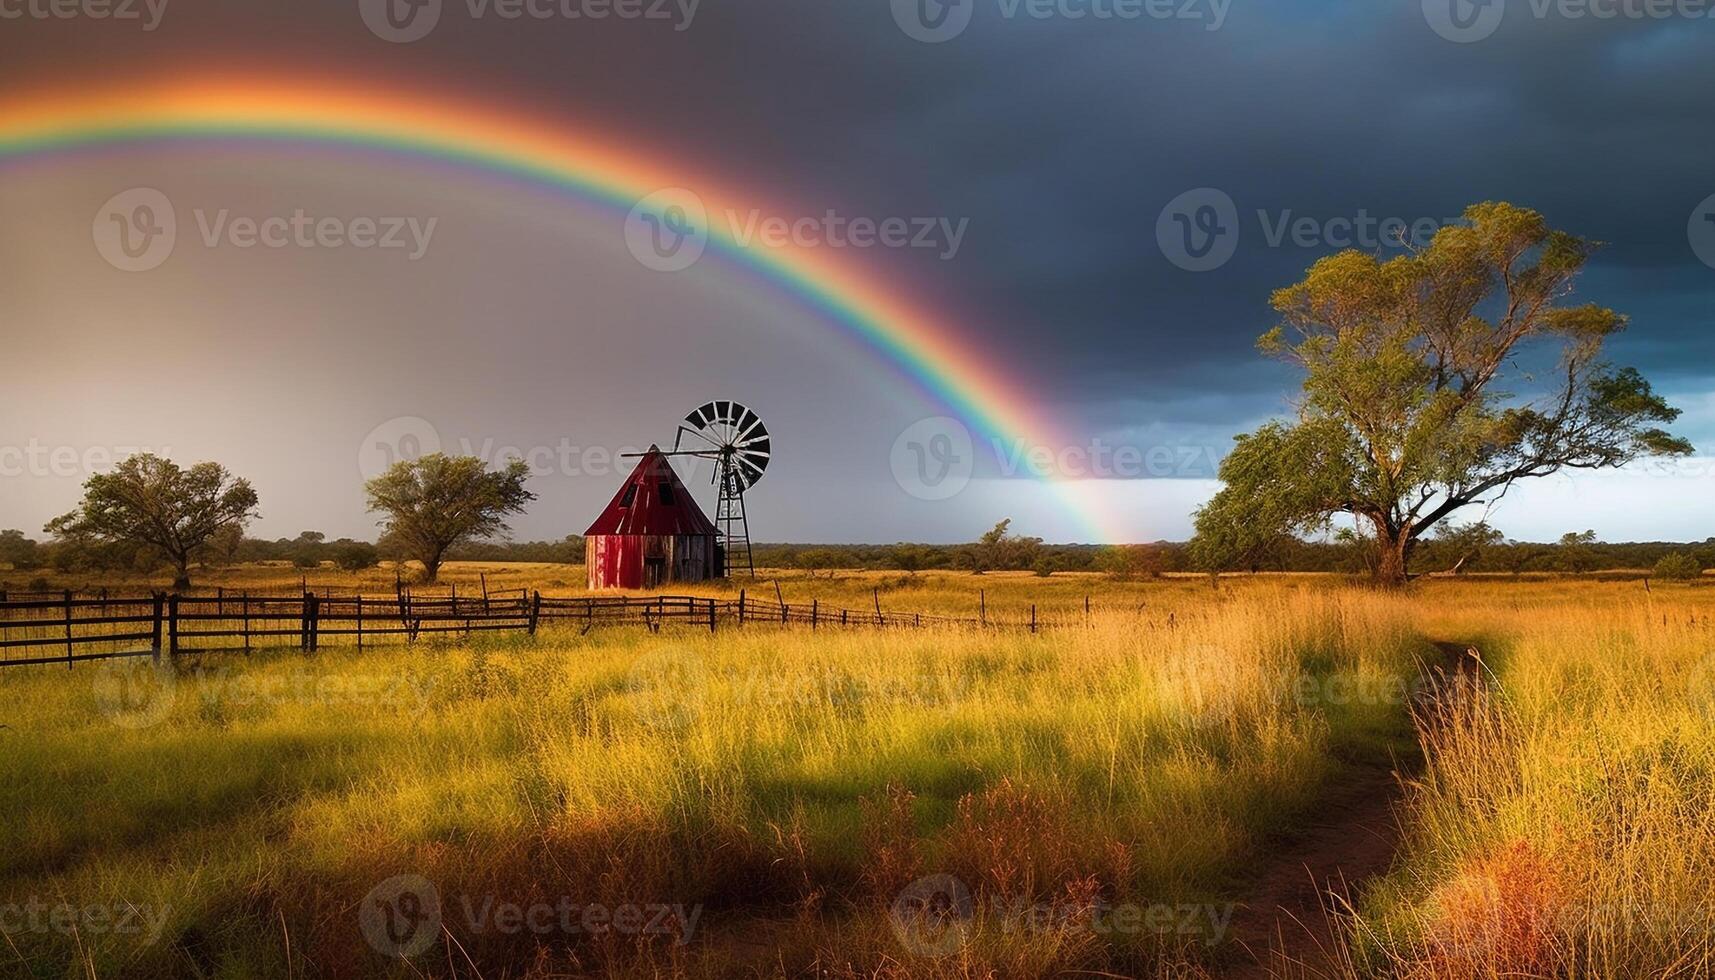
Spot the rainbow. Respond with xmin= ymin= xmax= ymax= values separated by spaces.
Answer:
xmin=0 ymin=76 xmax=1118 ymax=541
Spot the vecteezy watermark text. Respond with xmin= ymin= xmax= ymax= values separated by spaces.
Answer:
xmin=891 ymin=0 xmax=1229 ymax=43
xmin=94 ymin=189 xmax=438 ymax=272
xmin=360 ymin=874 xmax=701 ymax=960
xmin=360 ymin=0 xmax=699 ymax=43
xmin=1423 ymin=0 xmax=1715 ymax=43
xmin=889 ymin=416 xmax=1224 ymax=501
xmin=0 ymin=441 xmax=171 ymax=479
xmin=0 ymin=898 xmax=171 ymax=946
xmin=887 ymin=874 xmax=1235 ymax=958
xmin=623 ymin=188 xmax=969 ymax=272
xmin=1156 ymin=188 xmax=1460 ymax=272
xmin=0 ymin=0 xmax=167 ymax=29
xmin=357 ymin=416 xmax=674 ymax=483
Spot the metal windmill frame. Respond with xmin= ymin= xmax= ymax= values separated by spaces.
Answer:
xmin=633 ymin=400 xmax=770 ymax=578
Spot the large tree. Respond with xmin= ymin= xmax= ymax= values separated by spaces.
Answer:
xmin=364 ymin=454 xmax=534 ymax=583
xmin=46 ymin=454 xmax=260 ymax=588
xmin=1192 ymin=203 xmax=1691 ymax=586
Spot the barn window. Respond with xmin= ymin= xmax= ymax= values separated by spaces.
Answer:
xmin=658 ymin=482 xmax=677 ymax=505
xmin=620 ymin=484 xmax=637 ymax=507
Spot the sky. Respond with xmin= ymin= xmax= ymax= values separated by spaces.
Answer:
xmin=1 ymin=0 xmax=1712 ymax=544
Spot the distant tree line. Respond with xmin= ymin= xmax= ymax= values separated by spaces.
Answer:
xmin=5 ymin=523 xmax=1711 ymax=583
xmin=0 ymin=527 xmax=585 ymax=579
xmin=3 ymin=450 xmax=1707 ymax=588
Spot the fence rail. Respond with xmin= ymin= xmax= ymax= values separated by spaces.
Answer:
xmin=0 ymin=588 xmax=1049 ymax=669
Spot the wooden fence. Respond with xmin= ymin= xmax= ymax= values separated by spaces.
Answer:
xmin=0 ymin=588 xmax=1048 ymax=669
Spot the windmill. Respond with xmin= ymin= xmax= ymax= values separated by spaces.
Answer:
xmin=629 ymin=400 xmax=770 ymax=577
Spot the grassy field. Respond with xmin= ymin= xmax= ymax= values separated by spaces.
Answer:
xmin=1 ymin=568 xmax=1711 ymax=978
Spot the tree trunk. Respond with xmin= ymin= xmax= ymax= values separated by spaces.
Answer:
xmin=421 ymin=549 xmax=443 ymax=584
xmin=1374 ymin=531 xmax=1413 ymax=588
xmin=172 ymin=554 xmax=192 ymax=590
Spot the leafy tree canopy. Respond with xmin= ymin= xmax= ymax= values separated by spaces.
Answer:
xmin=1193 ymin=202 xmax=1690 ymax=585
xmin=364 ymin=454 xmax=534 ymax=583
xmin=46 ymin=454 xmax=259 ymax=589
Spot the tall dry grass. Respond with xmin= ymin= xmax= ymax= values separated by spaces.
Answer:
xmin=1342 ymin=583 xmax=1715 ymax=980
xmin=0 ymin=580 xmax=1424 ymax=978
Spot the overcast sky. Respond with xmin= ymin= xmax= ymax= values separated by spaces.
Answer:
xmin=2 ymin=0 xmax=1712 ymax=544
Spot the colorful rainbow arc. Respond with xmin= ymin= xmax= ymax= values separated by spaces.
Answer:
xmin=0 ymin=78 xmax=1117 ymax=542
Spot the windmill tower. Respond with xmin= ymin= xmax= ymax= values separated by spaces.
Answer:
xmin=631 ymin=400 xmax=770 ymax=577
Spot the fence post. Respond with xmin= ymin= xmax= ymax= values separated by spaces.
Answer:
xmin=841 ymin=608 xmax=848 ymax=626
xmin=738 ymin=589 xmax=746 ymax=626
xmin=1085 ymin=595 xmax=1090 ymax=621
xmin=874 ymin=589 xmax=883 ymax=626
xmin=150 ymin=593 xmax=164 ymax=663
xmin=781 ymin=600 xmax=788 ymax=625
xmin=63 ymin=590 xmax=74 ymax=670
xmin=480 ymin=573 xmax=490 ymax=613
xmin=708 ymin=597 xmax=717 ymax=633
xmin=529 ymin=591 xmax=542 ymax=636
xmin=980 ymin=590 xmax=986 ymax=628
xmin=811 ymin=599 xmax=818 ymax=630
xmin=242 ymin=592 xmax=251 ymax=655
xmin=308 ymin=593 xmax=321 ymax=653
xmin=356 ymin=595 xmax=364 ymax=651
xmin=168 ymin=594 xmax=181 ymax=658
xmin=1030 ymin=604 xmax=1037 ymax=634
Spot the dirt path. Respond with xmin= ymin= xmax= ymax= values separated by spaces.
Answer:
xmin=1218 ymin=642 xmax=1481 ymax=979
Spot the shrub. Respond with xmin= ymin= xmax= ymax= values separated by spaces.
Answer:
xmin=330 ymin=540 xmax=381 ymax=572
xmin=1652 ymin=552 xmax=1703 ymax=581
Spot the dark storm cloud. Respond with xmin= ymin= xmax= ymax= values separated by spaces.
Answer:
xmin=4 ymin=0 xmax=1712 ymax=442
xmin=493 ymin=0 xmax=1715 ymax=429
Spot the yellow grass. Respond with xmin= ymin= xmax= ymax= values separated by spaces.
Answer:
xmin=1 ymin=567 xmax=1711 ymax=978
xmin=1338 ymin=581 xmax=1715 ymax=980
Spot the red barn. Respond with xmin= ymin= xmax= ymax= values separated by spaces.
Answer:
xmin=584 ymin=447 xmax=720 ymax=589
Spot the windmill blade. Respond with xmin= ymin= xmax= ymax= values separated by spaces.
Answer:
xmin=683 ymin=399 xmax=770 ymax=489
xmin=733 ymin=457 xmax=766 ymax=489
xmin=675 ymin=423 xmax=725 ymax=452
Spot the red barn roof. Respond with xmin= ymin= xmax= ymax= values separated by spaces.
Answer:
xmin=584 ymin=447 xmax=718 ymax=537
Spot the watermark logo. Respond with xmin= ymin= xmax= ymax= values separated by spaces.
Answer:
xmin=91 ymin=659 xmax=177 ymax=730
xmin=359 ymin=0 xmax=441 ymax=40
xmin=625 ymin=188 xmax=710 ymax=272
xmin=892 ymin=0 xmax=1228 ymax=40
xmin=355 ymin=419 xmax=681 ymax=483
xmin=1158 ymin=190 xmax=1458 ymax=272
xmin=360 ymin=874 xmax=442 ymax=959
xmin=892 ymin=0 xmax=974 ymax=41
xmin=361 ymin=0 xmax=698 ymax=40
xmin=0 ymin=898 xmax=171 ymax=945
xmin=93 ymin=188 xmax=176 ymax=273
xmin=1156 ymin=188 xmax=1238 ymax=273
xmin=890 ymin=874 xmax=974 ymax=957
xmin=624 ymin=188 xmax=971 ymax=272
xmin=891 ymin=417 xmax=974 ymax=501
xmin=358 ymin=417 xmax=444 ymax=481
xmin=0 ymin=0 xmax=168 ymax=29
xmin=1423 ymin=0 xmax=1505 ymax=42
xmin=94 ymin=191 xmax=438 ymax=271
xmin=1689 ymin=193 xmax=1715 ymax=270
xmin=0 ymin=441 xmax=173 ymax=480
xmin=628 ymin=647 xmax=709 ymax=731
